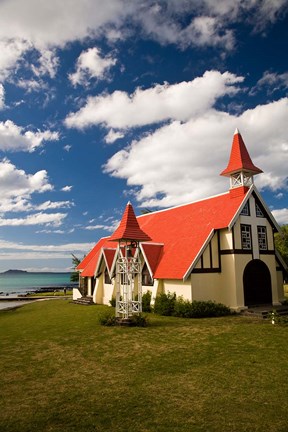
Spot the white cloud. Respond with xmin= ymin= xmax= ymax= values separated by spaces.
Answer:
xmin=69 ymin=47 xmax=117 ymax=86
xmin=0 ymin=0 xmax=285 ymax=51
xmin=0 ymin=239 xmax=94 ymax=252
xmin=0 ymin=84 xmax=4 ymax=109
xmin=85 ymin=220 xmax=119 ymax=232
xmin=65 ymin=70 xmax=244 ymax=129
xmin=252 ymin=71 xmax=288 ymax=95
xmin=104 ymin=98 xmax=288 ymax=208
xmin=105 ymin=129 xmax=125 ymax=144
xmin=61 ymin=185 xmax=73 ymax=192
xmin=0 ymin=38 xmax=30 ymax=81
xmin=0 ymin=239 xmax=95 ymax=264
xmin=0 ymin=158 xmax=52 ymax=199
xmin=0 ymin=120 xmax=59 ymax=152
xmin=16 ymin=78 xmax=48 ymax=92
xmin=272 ymin=208 xmax=288 ymax=225
xmin=36 ymin=201 xmax=74 ymax=211
xmin=0 ymin=212 xmax=67 ymax=227
xmin=0 ymin=159 xmax=55 ymax=216
xmin=0 ymin=1 xmax=286 ymax=83
xmin=31 ymin=48 xmax=59 ymax=78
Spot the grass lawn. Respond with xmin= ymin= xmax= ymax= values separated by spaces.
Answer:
xmin=0 ymin=300 xmax=288 ymax=432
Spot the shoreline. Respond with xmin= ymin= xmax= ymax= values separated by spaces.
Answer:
xmin=0 ymin=284 xmax=77 ymax=298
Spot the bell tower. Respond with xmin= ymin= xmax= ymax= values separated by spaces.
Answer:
xmin=109 ymin=202 xmax=151 ymax=323
xmin=220 ymin=129 xmax=263 ymax=198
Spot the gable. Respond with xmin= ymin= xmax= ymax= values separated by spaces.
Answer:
xmin=140 ymin=243 xmax=163 ymax=278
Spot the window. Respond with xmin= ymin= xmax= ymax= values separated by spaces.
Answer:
xmin=241 ymin=224 xmax=252 ymax=250
xmin=142 ymin=264 xmax=153 ymax=286
xmin=256 ymin=203 xmax=264 ymax=218
xmin=257 ymin=226 xmax=267 ymax=250
xmin=240 ymin=202 xmax=250 ymax=216
xmin=104 ymin=269 xmax=111 ymax=284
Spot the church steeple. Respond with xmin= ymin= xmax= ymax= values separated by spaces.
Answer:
xmin=109 ymin=202 xmax=151 ymax=242
xmin=220 ymin=129 xmax=263 ymax=197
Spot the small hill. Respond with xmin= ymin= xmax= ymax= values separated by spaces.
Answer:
xmin=1 ymin=269 xmax=28 ymax=275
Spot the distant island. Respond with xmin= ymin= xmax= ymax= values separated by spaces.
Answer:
xmin=0 ymin=269 xmax=71 ymax=275
xmin=2 ymin=269 xmax=28 ymax=275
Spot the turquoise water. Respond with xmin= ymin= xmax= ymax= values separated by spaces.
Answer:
xmin=0 ymin=273 xmax=76 ymax=295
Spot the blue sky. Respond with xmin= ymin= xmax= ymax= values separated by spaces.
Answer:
xmin=0 ymin=0 xmax=287 ymax=272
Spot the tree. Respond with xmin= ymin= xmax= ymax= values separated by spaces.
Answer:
xmin=70 ymin=254 xmax=81 ymax=282
xmin=275 ymin=225 xmax=288 ymax=265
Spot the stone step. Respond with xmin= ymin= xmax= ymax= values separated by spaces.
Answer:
xmin=242 ymin=305 xmax=288 ymax=318
xmin=72 ymin=297 xmax=94 ymax=306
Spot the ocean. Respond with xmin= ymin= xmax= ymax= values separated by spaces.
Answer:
xmin=0 ymin=272 xmax=76 ymax=296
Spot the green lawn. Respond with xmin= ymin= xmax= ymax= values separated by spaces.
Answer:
xmin=0 ymin=300 xmax=288 ymax=432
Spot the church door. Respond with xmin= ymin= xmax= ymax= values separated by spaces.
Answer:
xmin=243 ymin=259 xmax=272 ymax=306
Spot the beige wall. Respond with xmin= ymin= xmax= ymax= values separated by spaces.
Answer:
xmin=73 ymin=287 xmax=82 ymax=300
xmin=103 ymin=279 xmax=115 ymax=305
xmin=162 ymin=279 xmax=192 ymax=301
xmin=220 ymin=228 xmax=233 ymax=250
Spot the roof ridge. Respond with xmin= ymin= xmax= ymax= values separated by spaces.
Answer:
xmin=137 ymin=191 xmax=230 ymax=219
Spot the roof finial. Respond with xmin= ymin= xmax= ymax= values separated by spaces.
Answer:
xmin=234 ymin=127 xmax=240 ymax=135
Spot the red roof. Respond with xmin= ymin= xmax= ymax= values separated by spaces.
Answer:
xmin=80 ymin=239 xmax=118 ymax=277
xmin=141 ymin=243 xmax=163 ymax=275
xmin=78 ymin=191 xmax=248 ymax=280
xmin=109 ymin=202 xmax=151 ymax=242
xmin=221 ymin=129 xmax=263 ymax=176
xmin=137 ymin=191 xmax=246 ymax=279
xmin=103 ymin=248 xmax=117 ymax=272
xmin=76 ymin=238 xmax=107 ymax=271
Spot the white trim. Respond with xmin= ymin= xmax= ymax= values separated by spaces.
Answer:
xmin=252 ymin=187 xmax=281 ymax=232
xmin=183 ymin=229 xmax=215 ymax=281
xmin=275 ymin=249 xmax=288 ymax=272
xmin=228 ymin=186 xmax=254 ymax=230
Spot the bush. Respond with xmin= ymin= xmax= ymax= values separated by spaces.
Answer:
xmin=173 ymin=297 xmax=193 ymax=318
xmin=153 ymin=293 xmax=231 ymax=318
xmin=130 ymin=314 xmax=149 ymax=327
xmin=109 ymin=297 xmax=116 ymax=307
xmin=142 ymin=291 xmax=152 ymax=312
xmin=187 ymin=300 xmax=231 ymax=318
xmin=98 ymin=310 xmax=117 ymax=326
xmin=154 ymin=292 xmax=176 ymax=316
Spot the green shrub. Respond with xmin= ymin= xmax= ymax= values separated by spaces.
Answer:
xmin=173 ymin=297 xmax=193 ymax=318
xmin=187 ymin=300 xmax=231 ymax=318
xmin=98 ymin=310 xmax=117 ymax=326
xmin=142 ymin=290 xmax=152 ymax=312
xmin=153 ymin=293 xmax=231 ymax=318
xmin=130 ymin=314 xmax=149 ymax=327
xmin=109 ymin=297 xmax=116 ymax=307
xmin=154 ymin=292 xmax=176 ymax=316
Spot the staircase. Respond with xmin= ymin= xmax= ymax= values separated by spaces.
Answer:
xmin=73 ymin=296 xmax=94 ymax=306
xmin=242 ymin=304 xmax=288 ymax=318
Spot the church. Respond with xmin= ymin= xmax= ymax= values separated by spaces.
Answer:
xmin=74 ymin=130 xmax=287 ymax=311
